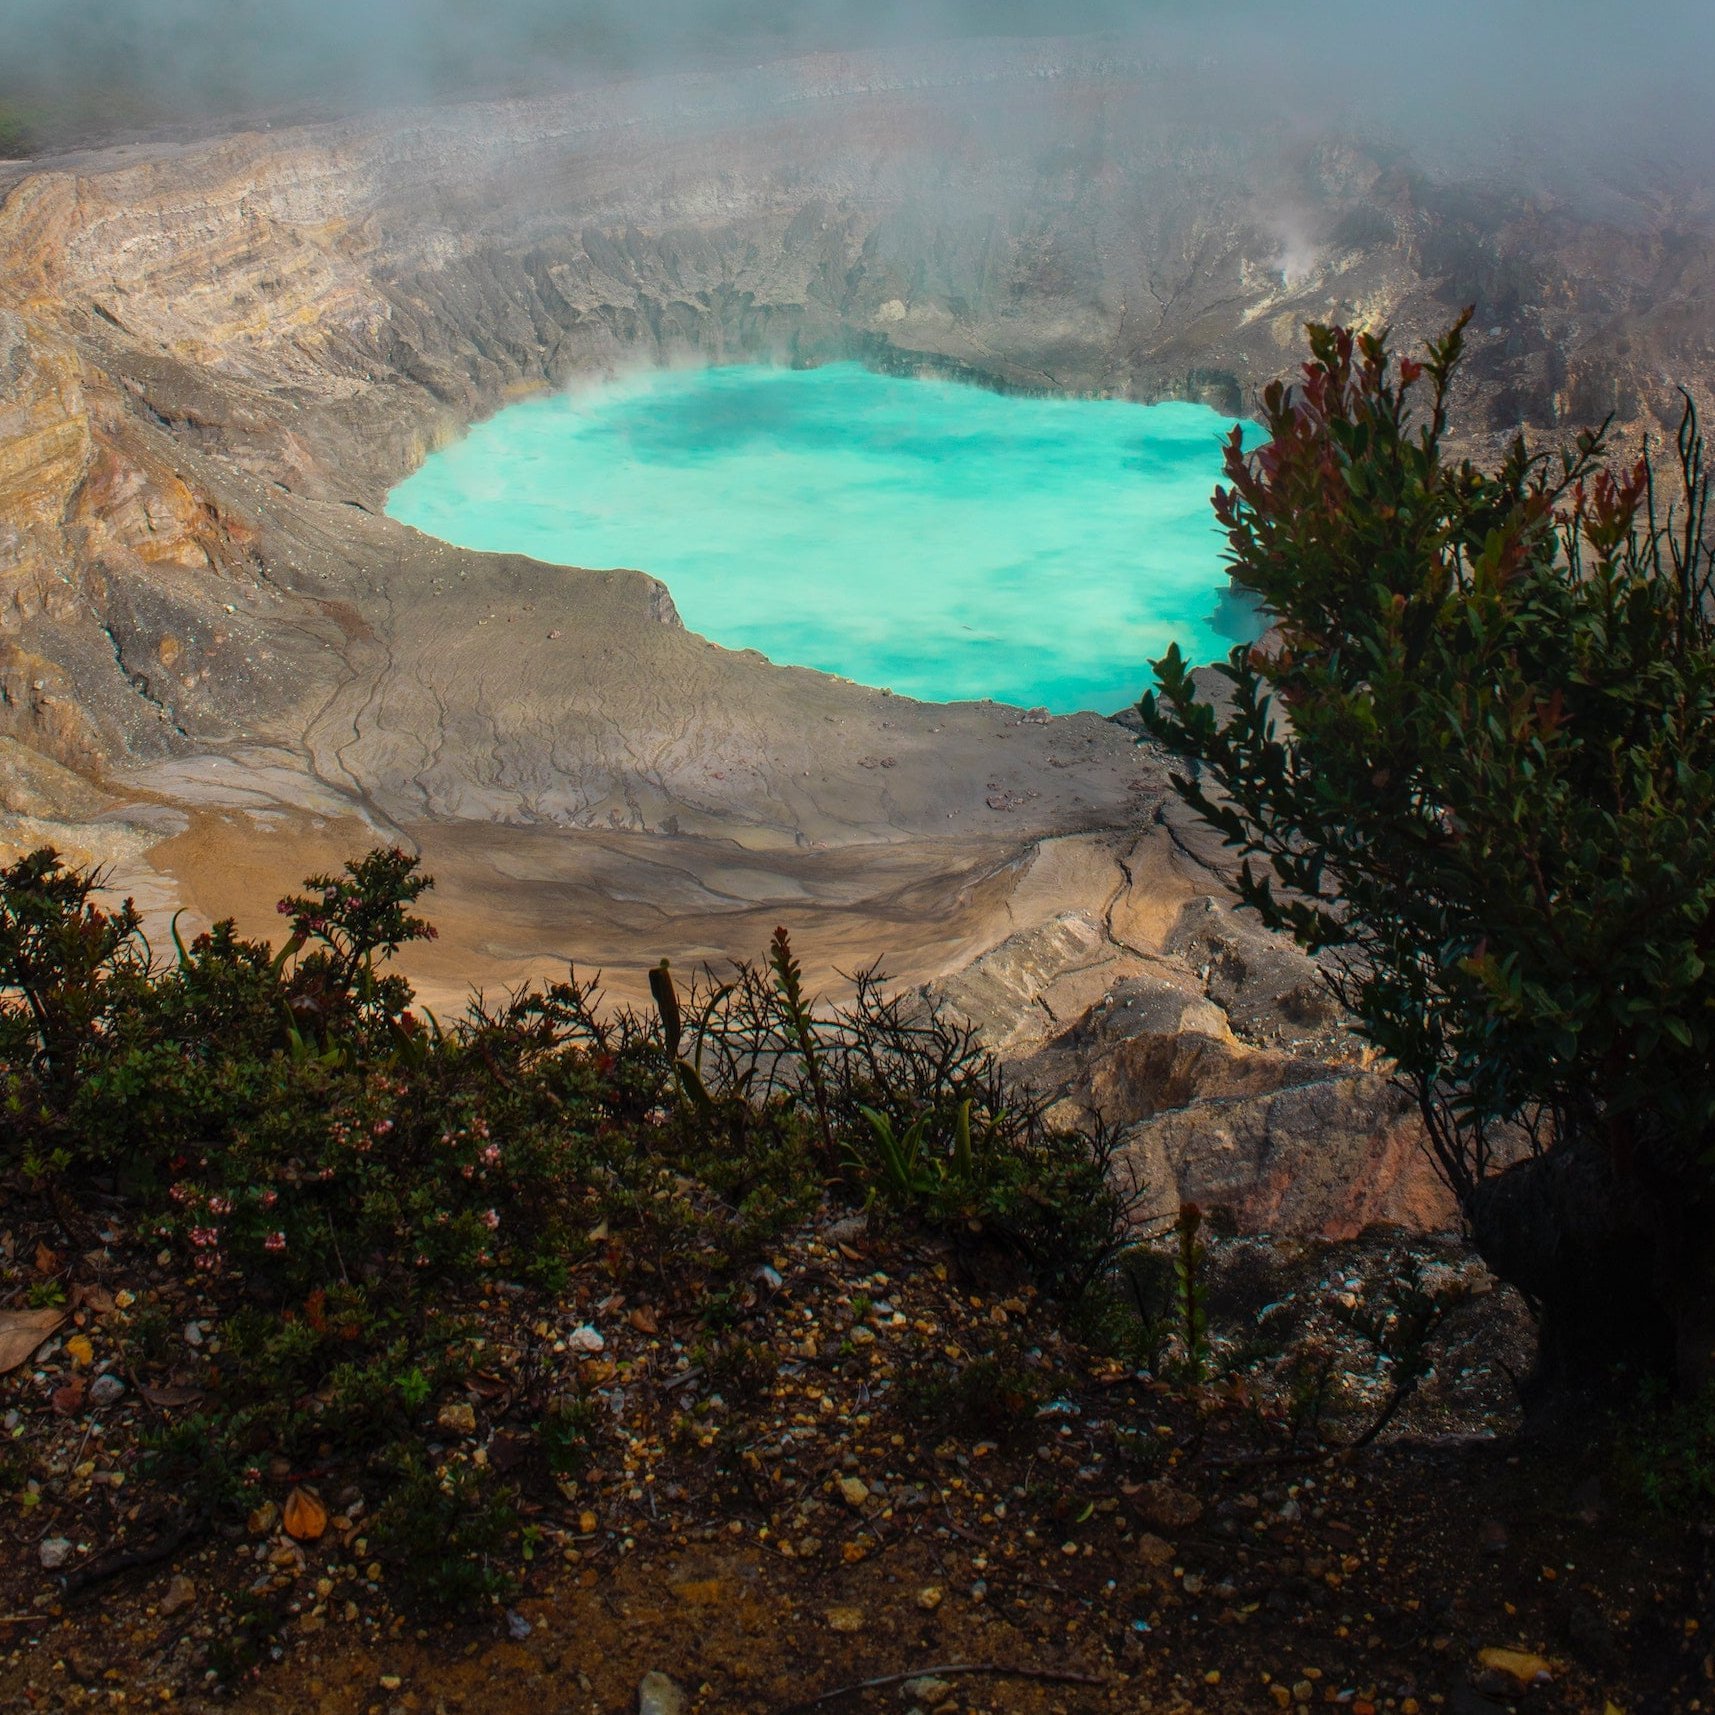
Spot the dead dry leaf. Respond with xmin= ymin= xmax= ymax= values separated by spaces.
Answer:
xmin=283 ymin=1487 xmax=329 ymax=1542
xmin=75 ymin=1284 xmax=117 ymax=1316
xmin=1479 ymin=1647 xmax=1554 ymax=1686
xmin=137 ymin=1383 xmax=204 ymax=1409
xmin=51 ymin=1378 xmax=85 ymax=1416
xmin=0 ymin=1307 xmax=67 ymax=1374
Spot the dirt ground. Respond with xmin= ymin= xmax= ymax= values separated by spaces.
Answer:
xmin=2 ymin=1212 xmax=1708 ymax=1715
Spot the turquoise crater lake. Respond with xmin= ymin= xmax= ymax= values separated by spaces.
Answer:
xmin=386 ymin=363 xmax=1258 ymax=714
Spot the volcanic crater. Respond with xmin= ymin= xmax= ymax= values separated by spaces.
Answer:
xmin=2 ymin=37 xmax=1712 ymax=1222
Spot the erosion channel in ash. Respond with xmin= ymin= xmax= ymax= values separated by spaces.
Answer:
xmin=387 ymin=363 xmax=1259 ymax=713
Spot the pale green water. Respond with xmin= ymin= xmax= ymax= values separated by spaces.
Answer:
xmin=387 ymin=362 xmax=1258 ymax=714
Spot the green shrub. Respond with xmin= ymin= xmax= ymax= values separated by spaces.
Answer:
xmin=1617 ymin=1382 xmax=1715 ymax=1513
xmin=370 ymin=1457 xmax=520 ymax=1613
xmin=0 ymin=844 xmax=1135 ymax=1610
xmin=1142 ymin=312 xmax=1715 ymax=1403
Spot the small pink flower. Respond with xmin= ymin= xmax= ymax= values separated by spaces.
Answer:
xmin=480 ymin=1143 xmax=501 ymax=1168
xmin=480 ymin=1209 xmax=500 ymax=1230
xmin=259 ymin=1190 xmax=278 ymax=1208
xmin=263 ymin=1231 xmax=287 ymax=1253
xmin=373 ymin=1118 xmax=394 ymax=1137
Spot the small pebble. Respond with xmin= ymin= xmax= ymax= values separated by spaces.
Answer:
xmin=637 ymin=1670 xmax=686 ymax=1715
xmin=88 ymin=1374 xmax=126 ymax=1407
xmin=159 ymin=1575 xmax=196 ymax=1616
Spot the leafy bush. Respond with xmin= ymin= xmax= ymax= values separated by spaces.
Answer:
xmin=0 ymin=844 xmax=1134 ymax=1608
xmin=1142 ymin=311 xmax=1715 ymax=1403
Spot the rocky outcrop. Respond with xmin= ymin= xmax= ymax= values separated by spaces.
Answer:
xmin=939 ymin=856 xmax=1456 ymax=1237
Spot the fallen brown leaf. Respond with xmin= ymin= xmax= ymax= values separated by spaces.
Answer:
xmin=1478 ymin=1648 xmax=1553 ymax=1687
xmin=137 ymin=1383 xmax=204 ymax=1409
xmin=74 ymin=1284 xmax=117 ymax=1316
xmin=283 ymin=1487 xmax=329 ymax=1542
xmin=0 ymin=1308 xmax=67 ymax=1374
xmin=34 ymin=1242 xmax=58 ymax=1275
xmin=51 ymin=1378 xmax=86 ymax=1416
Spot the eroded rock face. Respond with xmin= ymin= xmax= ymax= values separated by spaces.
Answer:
xmin=944 ymin=876 xmax=1456 ymax=1238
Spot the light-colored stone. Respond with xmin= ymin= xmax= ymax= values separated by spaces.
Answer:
xmin=637 ymin=1670 xmax=686 ymax=1715
xmin=87 ymin=1372 xmax=125 ymax=1407
xmin=1129 ymin=1481 xmax=1203 ymax=1532
xmin=159 ymin=1574 xmax=196 ymax=1616
xmin=901 ymin=1677 xmax=956 ymax=1706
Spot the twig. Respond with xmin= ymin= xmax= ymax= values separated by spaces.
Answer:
xmin=940 ymin=1507 xmax=983 ymax=1545
xmin=774 ymin=1661 xmax=1112 ymax=1715
xmin=1198 ymin=1447 xmax=1331 ymax=1471
xmin=61 ymin=1513 xmax=206 ymax=1604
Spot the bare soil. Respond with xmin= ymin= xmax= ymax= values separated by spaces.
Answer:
xmin=2 ymin=1212 xmax=1705 ymax=1715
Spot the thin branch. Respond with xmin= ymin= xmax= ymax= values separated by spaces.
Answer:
xmin=773 ymin=1661 xmax=1113 ymax=1715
